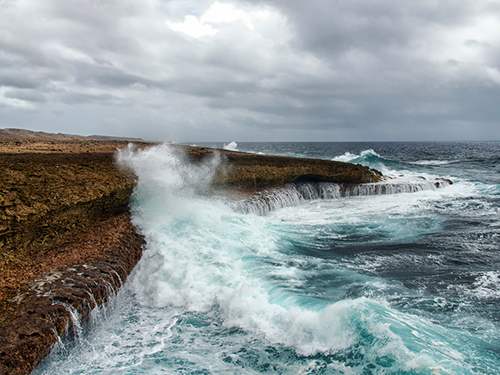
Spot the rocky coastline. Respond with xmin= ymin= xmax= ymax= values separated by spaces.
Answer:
xmin=0 ymin=131 xmax=382 ymax=374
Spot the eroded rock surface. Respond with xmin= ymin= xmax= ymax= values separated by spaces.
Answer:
xmin=0 ymin=152 xmax=142 ymax=268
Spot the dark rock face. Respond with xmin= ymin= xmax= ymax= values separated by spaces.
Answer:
xmin=0 ymin=150 xmax=145 ymax=375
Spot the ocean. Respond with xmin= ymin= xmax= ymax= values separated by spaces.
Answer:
xmin=33 ymin=141 xmax=500 ymax=375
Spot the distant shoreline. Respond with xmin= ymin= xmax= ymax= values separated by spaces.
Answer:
xmin=0 ymin=128 xmax=147 ymax=142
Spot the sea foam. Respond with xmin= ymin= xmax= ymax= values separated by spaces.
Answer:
xmin=116 ymin=144 xmax=470 ymax=372
xmin=33 ymin=143 xmax=495 ymax=374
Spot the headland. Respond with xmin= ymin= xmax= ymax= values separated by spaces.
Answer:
xmin=0 ymin=130 xmax=382 ymax=374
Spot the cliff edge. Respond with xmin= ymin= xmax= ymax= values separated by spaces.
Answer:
xmin=0 ymin=137 xmax=151 ymax=375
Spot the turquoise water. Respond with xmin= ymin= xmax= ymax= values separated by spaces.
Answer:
xmin=33 ymin=142 xmax=500 ymax=374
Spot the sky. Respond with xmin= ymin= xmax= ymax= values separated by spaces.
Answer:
xmin=1 ymin=0 xmax=499 ymax=142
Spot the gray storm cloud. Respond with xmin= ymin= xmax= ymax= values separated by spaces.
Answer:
xmin=0 ymin=0 xmax=499 ymax=141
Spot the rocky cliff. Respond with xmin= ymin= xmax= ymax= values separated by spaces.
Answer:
xmin=0 ymin=133 xmax=383 ymax=375
xmin=0 ymin=139 xmax=151 ymax=375
xmin=0 ymin=212 xmax=144 ymax=375
xmin=0 ymin=152 xmax=136 ymax=268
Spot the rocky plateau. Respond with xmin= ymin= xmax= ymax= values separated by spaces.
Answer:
xmin=0 ymin=129 xmax=382 ymax=374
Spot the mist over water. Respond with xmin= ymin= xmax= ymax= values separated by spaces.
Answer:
xmin=34 ymin=142 xmax=500 ymax=374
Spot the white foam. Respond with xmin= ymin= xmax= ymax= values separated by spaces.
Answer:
xmin=468 ymin=271 xmax=500 ymax=299
xmin=117 ymin=147 xmax=384 ymax=353
xmin=410 ymin=160 xmax=451 ymax=166
xmin=120 ymin=145 xmax=467 ymax=367
xmin=332 ymin=151 xmax=359 ymax=162
xmin=223 ymin=141 xmax=238 ymax=151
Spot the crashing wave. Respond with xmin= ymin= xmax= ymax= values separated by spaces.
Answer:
xmin=234 ymin=177 xmax=452 ymax=215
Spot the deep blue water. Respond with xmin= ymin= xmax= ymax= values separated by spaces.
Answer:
xmin=33 ymin=141 xmax=500 ymax=374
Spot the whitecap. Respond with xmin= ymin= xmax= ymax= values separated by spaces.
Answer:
xmin=332 ymin=149 xmax=382 ymax=163
xmin=410 ymin=160 xmax=451 ymax=165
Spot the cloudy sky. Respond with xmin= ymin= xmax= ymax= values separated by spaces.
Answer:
xmin=1 ymin=0 xmax=499 ymax=142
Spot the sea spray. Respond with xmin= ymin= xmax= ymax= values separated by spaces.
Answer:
xmin=223 ymin=141 xmax=238 ymax=151
xmin=116 ymin=143 xmax=222 ymax=198
xmin=115 ymin=144 xmax=470 ymax=372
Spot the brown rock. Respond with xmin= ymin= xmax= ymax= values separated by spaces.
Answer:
xmin=0 ymin=212 xmax=144 ymax=375
xmin=0 ymin=152 xmax=138 ymax=268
